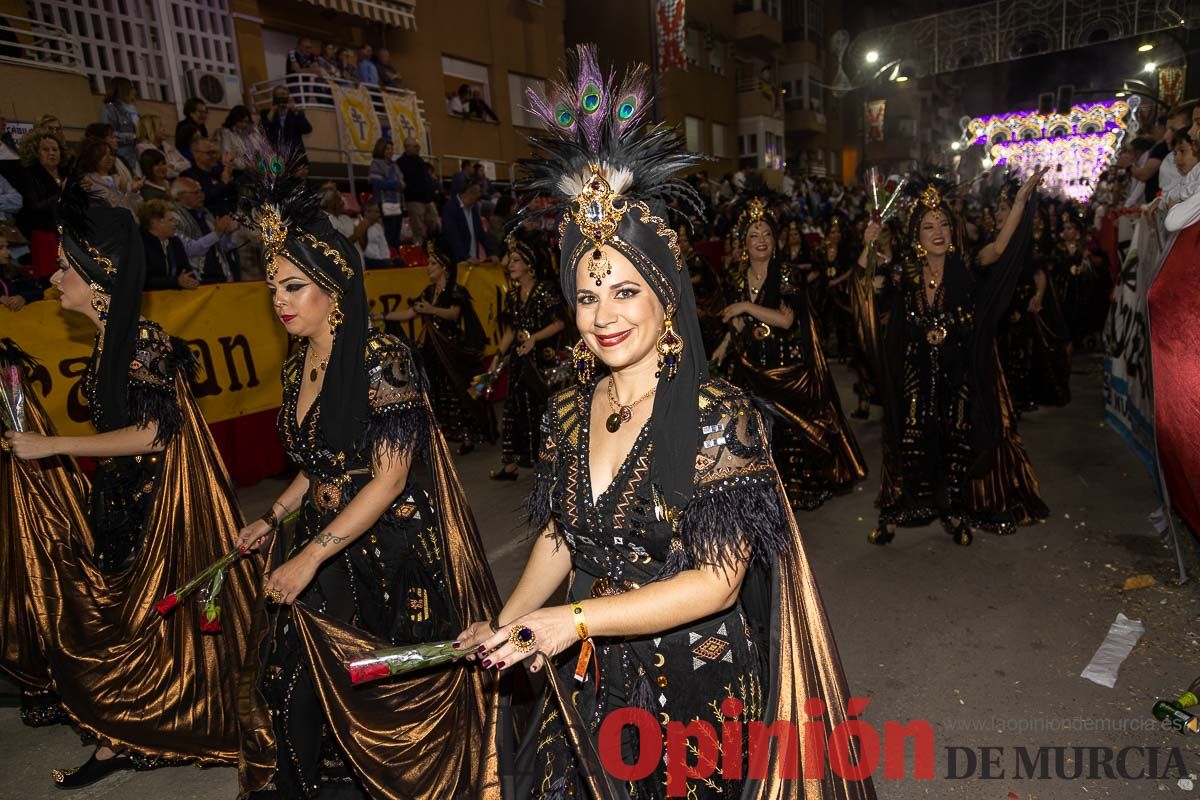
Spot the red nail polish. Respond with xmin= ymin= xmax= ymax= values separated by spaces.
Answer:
xmin=495 ymin=661 xmax=505 ymax=669
xmin=451 ymin=642 xmax=460 ymax=649
xmin=477 ymin=645 xmax=485 ymax=653
xmin=482 ymin=659 xmax=491 ymax=668
xmin=238 ymin=545 xmax=247 ymax=553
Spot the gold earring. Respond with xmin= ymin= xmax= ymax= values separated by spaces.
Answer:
xmin=328 ymin=294 xmax=344 ymax=335
xmin=655 ymin=312 xmax=684 ymax=381
xmin=571 ymin=339 xmax=595 ymax=384
xmin=947 ymin=242 xmax=956 ymax=254
xmin=90 ymin=283 xmax=110 ymax=320
xmin=914 ymin=242 xmax=928 ymax=258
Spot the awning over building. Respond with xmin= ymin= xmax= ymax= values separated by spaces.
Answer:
xmin=300 ymin=0 xmax=415 ymax=29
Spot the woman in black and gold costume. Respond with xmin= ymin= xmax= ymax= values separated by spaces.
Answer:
xmin=1 ymin=188 xmax=258 ymax=788
xmin=456 ymin=45 xmax=876 ymax=800
xmin=713 ymin=198 xmax=866 ymax=509
xmin=379 ymin=238 xmax=492 ymax=455
xmin=1052 ymin=208 xmax=1111 ymax=348
xmin=870 ymin=169 xmax=1050 ymax=547
xmin=996 ymin=193 xmax=1072 ymax=411
xmin=489 ymin=229 xmax=565 ymax=480
xmin=234 ymin=158 xmax=503 ymax=799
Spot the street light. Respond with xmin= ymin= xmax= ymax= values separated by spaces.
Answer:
xmin=1138 ymin=42 xmax=1154 ymax=53
xmin=950 ymin=141 xmax=962 ymax=151
xmin=895 ymin=75 xmax=909 ymax=83
xmin=865 ymin=50 xmax=879 ymax=64
xmin=1144 ymin=61 xmax=1157 ymax=73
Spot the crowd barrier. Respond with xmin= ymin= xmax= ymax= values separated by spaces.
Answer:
xmin=0 ymin=263 xmax=508 ymax=486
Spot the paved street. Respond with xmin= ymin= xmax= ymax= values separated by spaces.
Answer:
xmin=2 ymin=356 xmax=1198 ymax=800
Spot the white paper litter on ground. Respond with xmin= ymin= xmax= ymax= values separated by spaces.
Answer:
xmin=1150 ymin=507 xmax=1169 ymax=535
xmin=1081 ymin=613 xmax=1145 ymax=688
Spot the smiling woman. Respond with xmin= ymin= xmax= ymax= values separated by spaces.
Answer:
xmin=453 ymin=44 xmax=877 ymax=800
xmin=234 ymin=146 xmax=503 ymax=799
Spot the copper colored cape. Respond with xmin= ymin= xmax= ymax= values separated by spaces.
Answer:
xmin=0 ymin=369 xmax=260 ymax=763
xmin=237 ymin=420 xmax=505 ymax=799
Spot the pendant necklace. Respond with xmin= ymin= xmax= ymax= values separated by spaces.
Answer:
xmin=307 ymin=350 xmax=329 ymax=382
xmin=605 ymin=377 xmax=657 ymax=433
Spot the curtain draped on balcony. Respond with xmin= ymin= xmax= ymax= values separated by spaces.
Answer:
xmin=299 ymin=0 xmax=416 ymax=29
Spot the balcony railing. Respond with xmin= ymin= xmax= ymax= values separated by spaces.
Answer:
xmin=250 ymin=73 xmax=425 ymax=121
xmin=0 ymin=12 xmax=84 ymax=75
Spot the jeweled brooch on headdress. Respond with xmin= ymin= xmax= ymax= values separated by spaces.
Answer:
xmin=570 ymin=164 xmax=629 ymax=286
xmin=919 ymin=184 xmax=942 ymax=210
xmin=254 ymin=204 xmax=288 ymax=278
xmin=746 ymin=197 xmax=767 ymax=224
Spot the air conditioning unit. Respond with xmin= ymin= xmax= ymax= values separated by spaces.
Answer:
xmin=185 ymin=69 xmax=243 ymax=109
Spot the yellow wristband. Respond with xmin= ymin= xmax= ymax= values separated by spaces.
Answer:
xmin=571 ymin=601 xmax=589 ymax=640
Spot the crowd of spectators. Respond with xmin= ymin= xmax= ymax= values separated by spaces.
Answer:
xmin=285 ymin=36 xmax=402 ymax=91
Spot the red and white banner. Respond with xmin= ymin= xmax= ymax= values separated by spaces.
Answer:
xmin=865 ymin=99 xmax=886 ymax=142
xmin=657 ymin=0 xmax=686 ymax=73
xmin=1158 ymin=66 xmax=1185 ymax=109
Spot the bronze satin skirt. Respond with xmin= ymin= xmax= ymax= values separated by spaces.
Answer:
xmin=238 ymin=427 xmax=505 ymax=799
xmin=731 ymin=316 xmax=866 ymax=509
xmin=2 ymin=375 xmax=259 ymax=764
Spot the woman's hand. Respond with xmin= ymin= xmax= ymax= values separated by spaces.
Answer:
xmin=1016 ymin=166 xmax=1048 ymax=204
xmin=473 ymin=605 xmax=578 ymax=674
xmin=721 ymin=302 xmax=748 ymax=322
xmin=453 ymin=620 xmax=497 ymax=662
xmin=1 ymin=295 xmax=25 ymax=311
xmin=711 ymin=338 xmax=729 ymax=365
xmin=515 ymin=337 xmax=535 ymax=357
xmin=1027 ymin=295 xmax=1043 ymax=313
xmin=3 ymin=431 xmax=58 ymax=460
xmin=265 ymin=552 xmax=320 ymax=605
xmin=412 ymin=300 xmax=432 ymax=315
xmin=236 ymin=518 xmax=274 ymax=553
xmin=863 ymin=221 xmax=882 ymax=245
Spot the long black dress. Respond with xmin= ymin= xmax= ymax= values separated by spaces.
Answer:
xmin=242 ymin=332 xmax=502 ymax=798
xmin=1051 ymin=239 xmax=1111 ymax=346
xmin=724 ymin=260 xmax=866 ymax=509
xmin=877 ymin=241 xmax=1049 ymax=532
xmin=998 ymin=262 xmax=1072 ymax=410
xmin=514 ymin=378 xmax=876 ymax=800
xmin=499 ymin=280 xmax=563 ymax=468
xmin=418 ymin=281 xmax=493 ymax=447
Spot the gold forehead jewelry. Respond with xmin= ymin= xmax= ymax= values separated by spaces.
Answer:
xmin=746 ymin=197 xmax=766 ymax=223
xmin=571 ymin=164 xmax=628 ymax=286
xmin=85 ymin=243 xmax=116 ymax=276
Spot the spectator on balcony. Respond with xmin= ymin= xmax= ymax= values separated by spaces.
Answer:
xmin=358 ymin=203 xmax=394 ymax=269
xmin=368 ymin=138 xmax=405 ymax=249
xmin=170 ymin=177 xmax=241 ymax=282
xmin=450 ymin=158 xmax=472 ymax=195
xmin=261 ymin=85 xmax=313 ymax=158
xmin=441 ymin=181 xmax=493 ymax=264
xmin=100 ymin=77 xmax=140 ymax=170
xmin=317 ymin=41 xmax=341 ymax=80
xmin=84 ymin=122 xmax=137 ymax=191
xmin=468 ymin=87 xmax=499 ymax=122
xmin=136 ymin=113 xmax=190 ymax=177
xmin=319 ymin=181 xmax=357 ymax=240
xmin=447 ymin=84 xmax=470 ymax=117
xmin=80 ymin=138 xmax=142 ymax=216
xmin=174 ymin=97 xmax=210 ymax=158
xmin=376 ymin=48 xmax=401 ymax=89
xmin=181 ymin=138 xmax=236 ymax=215
xmin=138 ymin=149 xmax=171 ymax=202
xmin=13 ymin=130 xmax=63 ymax=279
xmin=286 ymin=36 xmax=321 ymax=77
xmin=1 ymin=238 xmax=42 ymax=310
xmin=336 ymin=47 xmax=359 ymax=84
xmin=398 ymin=136 xmax=436 ymax=244
xmin=357 ymin=43 xmax=379 ymax=85
xmin=139 ymin=199 xmax=198 ymax=290
xmin=217 ymin=105 xmax=255 ymax=171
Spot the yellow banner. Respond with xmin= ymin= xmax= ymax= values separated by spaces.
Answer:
xmin=0 ymin=265 xmax=509 ymax=436
xmin=382 ymin=90 xmax=427 ymax=150
xmin=330 ymin=81 xmax=381 ymax=166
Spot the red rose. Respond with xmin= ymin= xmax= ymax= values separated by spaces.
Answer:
xmin=885 ymin=179 xmax=899 ymax=194
xmin=199 ymin=617 xmax=221 ymax=634
xmin=155 ymin=594 xmax=180 ymax=615
xmin=347 ymin=662 xmax=392 ymax=685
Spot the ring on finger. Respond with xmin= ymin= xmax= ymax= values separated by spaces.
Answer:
xmin=266 ymin=587 xmax=284 ymax=604
xmin=509 ymin=624 xmax=537 ymax=653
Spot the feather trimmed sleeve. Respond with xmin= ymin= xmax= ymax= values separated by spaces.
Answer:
xmin=526 ymin=406 xmax=559 ymax=537
xmin=362 ymin=335 xmax=433 ymax=463
xmin=126 ymin=324 xmax=183 ymax=447
xmin=680 ymin=382 xmax=790 ymax=575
